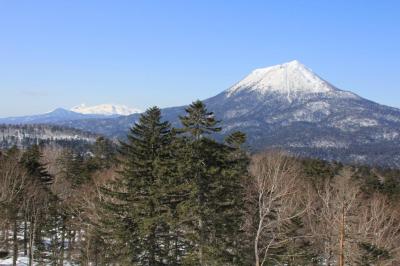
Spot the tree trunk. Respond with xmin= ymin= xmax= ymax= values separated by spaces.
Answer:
xmin=174 ymin=231 xmax=179 ymax=265
xmin=149 ymin=226 xmax=157 ymax=266
xmin=339 ymin=206 xmax=345 ymax=266
xmin=4 ymin=225 xmax=9 ymax=253
xmin=198 ymin=183 xmax=206 ymax=266
xmin=60 ymin=220 xmax=65 ymax=266
xmin=199 ymin=218 xmax=204 ymax=266
xmin=94 ymin=237 xmax=99 ymax=266
xmin=254 ymin=212 xmax=262 ymax=266
xmin=12 ymin=219 xmax=18 ymax=266
xmin=67 ymin=232 xmax=73 ymax=261
xmin=23 ymin=219 xmax=27 ymax=256
xmin=28 ymin=218 xmax=36 ymax=266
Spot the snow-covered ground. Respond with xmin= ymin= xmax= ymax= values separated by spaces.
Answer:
xmin=0 ymin=256 xmax=76 ymax=266
xmin=0 ymin=256 xmax=29 ymax=266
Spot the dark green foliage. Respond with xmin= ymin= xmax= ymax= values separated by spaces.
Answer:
xmin=178 ymin=102 xmax=248 ymax=265
xmin=57 ymin=149 xmax=91 ymax=188
xmin=21 ymin=144 xmax=53 ymax=185
xmin=100 ymin=106 xmax=178 ymax=265
xmin=179 ymin=100 xmax=221 ymax=139
xmin=301 ymin=158 xmax=342 ymax=181
xmin=98 ymin=102 xmax=249 ymax=265
xmin=358 ymin=242 xmax=390 ymax=266
xmin=225 ymin=131 xmax=246 ymax=148
xmin=88 ymin=136 xmax=117 ymax=170
xmin=354 ymin=166 xmax=400 ymax=198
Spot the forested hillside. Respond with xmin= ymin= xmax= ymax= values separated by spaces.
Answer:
xmin=1 ymin=101 xmax=400 ymax=265
xmin=0 ymin=124 xmax=98 ymax=151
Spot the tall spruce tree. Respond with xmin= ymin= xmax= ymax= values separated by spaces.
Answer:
xmin=89 ymin=137 xmax=117 ymax=170
xmin=220 ymin=131 xmax=249 ymax=264
xmin=57 ymin=149 xmax=90 ymax=188
xmin=178 ymin=100 xmax=248 ymax=265
xmin=179 ymin=100 xmax=221 ymax=140
xmin=179 ymin=100 xmax=221 ymax=265
xmin=21 ymin=145 xmax=52 ymax=186
xmin=100 ymin=107 xmax=177 ymax=265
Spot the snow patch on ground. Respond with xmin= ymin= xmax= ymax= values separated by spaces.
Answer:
xmin=222 ymin=121 xmax=260 ymax=132
xmin=333 ymin=117 xmax=379 ymax=131
xmin=311 ymin=140 xmax=348 ymax=148
xmin=0 ymin=256 xmax=28 ymax=266
xmin=288 ymin=140 xmax=348 ymax=148
xmin=224 ymin=108 xmax=251 ymax=119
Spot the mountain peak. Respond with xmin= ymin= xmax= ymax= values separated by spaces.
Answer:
xmin=71 ymin=104 xmax=141 ymax=116
xmin=285 ymin=59 xmax=302 ymax=66
xmin=50 ymin=108 xmax=72 ymax=114
xmin=227 ymin=60 xmax=335 ymax=97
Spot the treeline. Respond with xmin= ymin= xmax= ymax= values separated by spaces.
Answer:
xmin=0 ymin=101 xmax=400 ymax=265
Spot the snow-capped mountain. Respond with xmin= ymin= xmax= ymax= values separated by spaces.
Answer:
xmin=227 ymin=60 xmax=356 ymax=99
xmin=71 ymin=104 xmax=140 ymax=116
xmin=56 ymin=61 xmax=400 ymax=167
xmin=4 ymin=61 xmax=400 ymax=167
xmin=202 ymin=60 xmax=400 ymax=167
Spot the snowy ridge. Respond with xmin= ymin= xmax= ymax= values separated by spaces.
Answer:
xmin=227 ymin=60 xmax=340 ymax=98
xmin=71 ymin=104 xmax=141 ymax=116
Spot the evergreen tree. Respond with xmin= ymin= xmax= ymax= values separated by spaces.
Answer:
xmin=179 ymin=100 xmax=221 ymax=140
xmin=89 ymin=137 xmax=117 ymax=170
xmin=220 ymin=131 xmax=249 ymax=264
xmin=178 ymin=101 xmax=248 ymax=265
xmin=100 ymin=107 xmax=177 ymax=265
xmin=21 ymin=145 xmax=52 ymax=186
xmin=57 ymin=149 xmax=90 ymax=188
xmin=178 ymin=101 xmax=221 ymax=265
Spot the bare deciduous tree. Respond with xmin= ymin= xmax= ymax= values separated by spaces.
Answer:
xmin=22 ymin=180 xmax=49 ymax=266
xmin=305 ymin=168 xmax=361 ymax=266
xmin=353 ymin=193 xmax=400 ymax=265
xmin=305 ymin=167 xmax=400 ymax=265
xmin=245 ymin=150 xmax=309 ymax=266
xmin=0 ymin=151 xmax=27 ymax=265
xmin=0 ymin=152 xmax=27 ymax=207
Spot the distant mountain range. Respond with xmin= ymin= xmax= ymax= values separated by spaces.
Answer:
xmin=0 ymin=104 xmax=140 ymax=124
xmin=1 ymin=61 xmax=400 ymax=167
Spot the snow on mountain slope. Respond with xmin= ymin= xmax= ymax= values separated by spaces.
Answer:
xmin=227 ymin=60 xmax=357 ymax=101
xmin=71 ymin=104 xmax=141 ymax=116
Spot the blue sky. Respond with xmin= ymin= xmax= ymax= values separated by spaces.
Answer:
xmin=0 ymin=0 xmax=399 ymax=117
